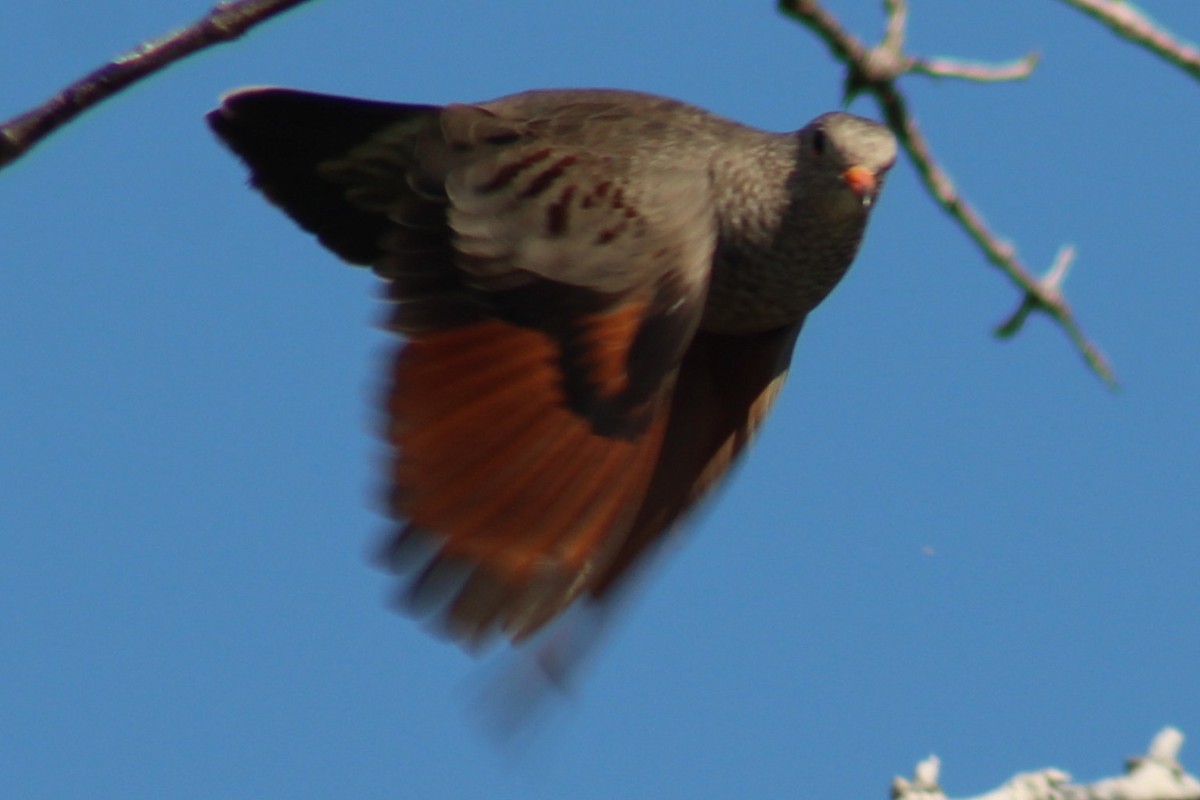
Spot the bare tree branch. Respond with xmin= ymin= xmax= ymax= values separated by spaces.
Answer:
xmin=778 ymin=0 xmax=1118 ymax=389
xmin=0 ymin=0 xmax=314 ymax=170
xmin=1058 ymin=0 xmax=1200 ymax=82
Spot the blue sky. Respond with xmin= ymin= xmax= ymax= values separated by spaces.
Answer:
xmin=3 ymin=1 xmax=1198 ymax=798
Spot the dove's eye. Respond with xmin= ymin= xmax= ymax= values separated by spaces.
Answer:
xmin=810 ymin=129 xmax=827 ymax=156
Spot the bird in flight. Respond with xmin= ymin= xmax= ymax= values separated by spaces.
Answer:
xmin=208 ymin=87 xmax=896 ymax=651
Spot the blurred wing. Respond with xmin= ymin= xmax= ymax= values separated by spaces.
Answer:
xmin=593 ymin=323 xmax=805 ymax=599
xmin=208 ymin=88 xmax=716 ymax=645
xmin=478 ymin=323 xmax=805 ymax=714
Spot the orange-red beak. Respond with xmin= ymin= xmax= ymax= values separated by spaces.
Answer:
xmin=842 ymin=165 xmax=878 ymax=205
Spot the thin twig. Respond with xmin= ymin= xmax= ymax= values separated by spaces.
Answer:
xmin=778 ymin=0 xmax=1117 ymax=388
xmin=911 ymin=52 xmax=1040 ymax=82
xmin=1057 ymin=0 xmax=1200 ymax=82
xmin=882 ymin=0 xmax=907 ymax=53
xmin=995 ymin=245 xmax=1075 ymax=338
xmin=0 ymin=0 xmax=315 ymax=170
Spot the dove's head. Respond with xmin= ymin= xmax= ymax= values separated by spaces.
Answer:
xmin=795 ymin=112 xmax=897 ymax=212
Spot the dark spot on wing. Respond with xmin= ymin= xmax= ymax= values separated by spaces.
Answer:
xmin=521 ymin=155 xmax=579 ymax=199
xmin=546 ymin=185 xmax=575 ymax=236
xmin=479 ymin=148 xmax=553 ymax=193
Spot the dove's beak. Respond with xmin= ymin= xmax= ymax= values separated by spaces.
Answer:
xmin=842 ymin=165 xmax=878 ymax=206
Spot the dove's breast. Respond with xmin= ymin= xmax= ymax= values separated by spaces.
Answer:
xmin=701 ymin=137 xmax=871 ymax=334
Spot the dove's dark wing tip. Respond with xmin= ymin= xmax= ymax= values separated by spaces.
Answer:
xmin=207 ymin=88 xmax=443 ymax=264
xmin=206 ymin=87 xmax=439 ymax=156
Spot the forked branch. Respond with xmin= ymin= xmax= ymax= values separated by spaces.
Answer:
xmin=779 ymin=0 xmax=1117 ymax=388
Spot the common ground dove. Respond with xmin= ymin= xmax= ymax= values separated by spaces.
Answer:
xmin=207 ymin=87 xmax=896 ymax=649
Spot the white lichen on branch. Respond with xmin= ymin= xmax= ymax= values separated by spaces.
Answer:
xmin=892 ymin=727 xmax=1200 ymax=800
